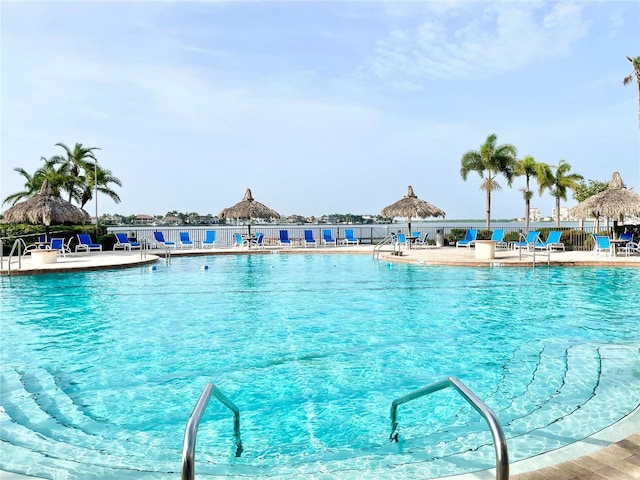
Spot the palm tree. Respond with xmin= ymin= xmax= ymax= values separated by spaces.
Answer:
xmin=51 ymin=142 xmax=101 ymax=204
xmin=623 ymin=55 xmax=640 ymax=131
xmin=514 ymin=156 xmax=553 ymax=232
xmin=460 ymin=133 xmax=518 ymax=229
xmin=539 ymin=159 xmax=584 ymax=227
xmin=2 ymin=158 xmax=66 ymax=206
xmin=80 ymin=161 xmax=122 ymax=210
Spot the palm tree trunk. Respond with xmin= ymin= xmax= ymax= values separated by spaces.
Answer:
xmin=486 ymin=189 xmax=491 ymax=230
xmin=555 ymin=196 xmax=561 ymax=227
xmin=525 ymin=198 xmax=530 ymax=233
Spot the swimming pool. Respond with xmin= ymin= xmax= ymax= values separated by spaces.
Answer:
xmin=1 ymin=254 xmax=639 ymax=479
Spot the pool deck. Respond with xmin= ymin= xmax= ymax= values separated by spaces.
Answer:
xmin=1 ymin=244 xmax=639 ymax=480
xmin=2 ymin=243 xmax=640 ymax=274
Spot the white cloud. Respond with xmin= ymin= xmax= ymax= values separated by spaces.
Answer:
xmin=362 ymin=2 xmax=589 ymax=85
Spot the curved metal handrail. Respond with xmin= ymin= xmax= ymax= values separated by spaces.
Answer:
xmin=181 ymin=383 xmax=243 ymax=480
xmin=389 ymin=376 xmax=508 ymax=480
xmin=373 ymin=234 xmax=396 ymax=259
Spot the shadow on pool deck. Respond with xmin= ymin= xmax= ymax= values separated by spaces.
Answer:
xmin=1 ymin=245 xmax=639 ymax=480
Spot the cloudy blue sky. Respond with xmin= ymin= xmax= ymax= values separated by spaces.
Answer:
xmin=1 ymin=0 xmax=638 ymax=220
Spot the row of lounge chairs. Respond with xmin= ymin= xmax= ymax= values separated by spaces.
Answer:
xmin=147 ymin=229 xmax=362 ymax=250
xmin=233 ymin=229 xmax=360 ymax=248
xmin=455 ymin=229 xmax=566 ymax=252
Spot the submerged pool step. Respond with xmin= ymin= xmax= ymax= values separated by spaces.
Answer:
xmin=0 ymin=365 xmax=179 ymax=476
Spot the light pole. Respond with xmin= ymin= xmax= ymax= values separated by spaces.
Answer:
xmin=95 ymin=159 xmax=98 ymax=239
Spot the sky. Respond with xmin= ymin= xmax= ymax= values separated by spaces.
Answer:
xmin=1 ymin=0 xmax=639 ymax=221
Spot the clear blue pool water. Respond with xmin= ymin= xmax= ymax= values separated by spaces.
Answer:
xmin=1 ymin=254 xmax=639 ymax=479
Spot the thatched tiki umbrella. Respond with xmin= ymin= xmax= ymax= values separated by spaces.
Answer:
xmin=3 ymin=180 xmax=90 ymax=241
xmin=218 ymin=188 xmax=280 ymax=237
xmin=569 ymin=172 xmax=640 ymax=233
xmin=381 ymin=185 xmax=446 ymax=235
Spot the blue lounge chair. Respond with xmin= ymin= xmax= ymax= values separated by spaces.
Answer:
xmin=456 ymin=228 xmax=477 ymax=249
xmin=341 ymin=229 xmax=359 ymax=245
xmin=413 ymin=232 xmax=429 ymax=248
xmin=76 ymin=233 xmax=102 ymax=252
xmin=593 ymin=235 xmax=612 ymax=256
xmin=179 ymin=231 xmax=195 ymax=249
xmin=113 ymin=232 xmax=141 ymax=251
xmin=153 ymin=231 xmax=176 ymax=249
xmin=49 ymin=237 xmax=70 ymax=257
xmin=234 ymin=233 xmax=248 ymax=248
xmin=279 ymin=229 xmax=292 ymax=247
xmin=303 ymin=229 xmax=317 ymax=248
xmin=251 ymin=232 xmax=265 ymax=249
xmin=535 ymin=231 xmax=565 ymax=251
xmin=490 ymin=229 xmax=508 ymax=250
xmin=202 ymin=230 xmax=217 ymax=248
xmin=510 ymin=231 xmax=540 ymax=250
xmin=396 ymin=233 xmax=408 ymax=249
xmin=321 ymin=229 xmax=337 ymax=247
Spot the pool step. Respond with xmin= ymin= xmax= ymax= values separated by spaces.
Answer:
xmin=380 ymin=342 xmax=639 ymax=478
xmin=0 ymin=365 xmax=178 ymax=477
xmin=1 ymin=343 xmax=638 ymax=479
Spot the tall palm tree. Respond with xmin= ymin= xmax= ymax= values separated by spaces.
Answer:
xmin=539 ymin=159 xmax=583 ymax=227
xmin=460 ymin=133 xmax=518 ymax=229
xmin=623 ymin=55 xmax=640 ymax=131
xmin=80 ymin=161 xmax=122 ymax=209
xmin=514 ymin=156 xmax=553 ymax=232
xmin=51 ymin=142 xmax=101 ymax=204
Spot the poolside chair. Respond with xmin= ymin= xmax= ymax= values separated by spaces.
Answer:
xmin=251 ymin=232 xmax=266 ymax=249
xmin=234 ymin=233 xmax=248 ymax=248
xmin=413 ymin=232 xmax=429 ymax=248
xmin=490 ymin=229 xmax=508 ymax=250
xmin=75 ymin=233 xmax=102 ymax=252
xmin=510 ymin=231 xmax=540 ymax=251
xmin=341 ymin=229 xmax=359 ymax=245
xmin=49 ymin=237 xmax=70 ymax=257
xmin=535 ymin=231 xmax=565 ymax=251
xmin=303 ymin=229 xmax=317 ymax=248
xmin=279 ymin=229 xmax=292 ymax=247
xmin=617 ymin=233 xmax=638 ymax=256
xmin=321 ymin=229 xmax=337 ymax=247
xmin=618 ymin=241 xmax=639 ymax=256
xmin=593 ymin=235 xmax=612 ymax=256
xmin=456 ymin=228 xmax=477 ymax=249
xmin=396 ymin=233 xmax=408 ymax=250
xmin=153 ymin=231 xmax=176 ymax=249
xmin=113 ymin=232 xmax=141 ymax=251
xmin=179 ymin=232 xmax=195 ymax=249
xmin=202 ymin=230 xmax=217 ymax=248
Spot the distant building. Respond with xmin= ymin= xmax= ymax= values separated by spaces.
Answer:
xmin=552 ymin=206 xmax=573 ymax=221
xmin=162 ymin=215 xmax=181 ymax=225
xmin=134 ymin=214 xmax=156 ymax=225
xmin=529 ymin=207 xmax=541 ymax=222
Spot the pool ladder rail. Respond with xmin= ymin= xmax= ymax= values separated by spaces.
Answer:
xmin=183 ymin=377 xmax=508 ymax=480
xmin=373 ymin=233 xmax=400 ymax=259
xmin=181 ymin=383 xmax=243 ymax=480
xmin=390 ymin=376 xmax=509 ymax=480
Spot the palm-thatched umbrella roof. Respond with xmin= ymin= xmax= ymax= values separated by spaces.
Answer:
xmin=218 ymin=188 xmax=280 ymax=235
xmin=381 ymin=185 xmax=446 ymax=234
xmin=569 ymin=172 xmax=640 ymax=222
xmin=3 ymin=180 xmax=90 ymax=239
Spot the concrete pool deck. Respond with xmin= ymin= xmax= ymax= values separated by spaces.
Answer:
xmin=1 ymin=244 xmax=639 ymax=479
xmin=2 ymin=242 xmax=640 ymax=274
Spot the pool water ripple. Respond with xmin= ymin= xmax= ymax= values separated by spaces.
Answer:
xmin=1 ymin=254 xmax=639 ymax=479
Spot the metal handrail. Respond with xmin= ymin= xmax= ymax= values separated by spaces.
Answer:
xmin=181 ymin=383 xmax=243 ymax=480
xmin=373 ymin=234 xmax=396 ymax=259
xmin=389 ymin=376 xmax=508 ymax=480
xmin=516 ymin=232 xmax=549 ymax=266
xmin=4 ymin=238 xmax=26 ymax=276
